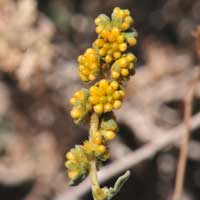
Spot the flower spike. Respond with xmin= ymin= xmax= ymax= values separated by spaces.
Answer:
xmin=66 ymin=7 xmax=137 ymax=200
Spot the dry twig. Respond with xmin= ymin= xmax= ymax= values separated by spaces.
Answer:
xmin=173 ymin=67 xmax=200 ymax=200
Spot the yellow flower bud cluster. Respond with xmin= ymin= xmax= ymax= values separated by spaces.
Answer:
xmin=93 ymin=28 xmax=127 ymax=64
xmin=83 ymin=140 xmax=110 ymax=161
xmin=70 ymin=89 xmax=91 ymax=124
xmin=111 ymin=53 xmax=136 ymax=80
xmin=78 ymin=48 xmax=100 ymax=82
xmin=93 ymin=7 xmax=137 ymax=65
xmin=112 ymin=7 xmax=134 ymax=31
xmin=89 ymin=79 xmax=125 ymax=114
xmin=65 ymin=146 xmax=90 ymax=185
xmin=100 ymin=115 xmax=118 ymax=141
xmin=91 ymin=115 xmax=119 ymax=145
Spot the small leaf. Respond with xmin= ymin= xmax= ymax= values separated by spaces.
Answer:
xmin=122 ymin=28 xmax=138 ymax=39
xmin=68 ymin=173 xmax=88 ymax=186
xmin=101 ymin=118 xmax=118 ymax=132
xmin=107 ymin=170 xmax=130 ymax=199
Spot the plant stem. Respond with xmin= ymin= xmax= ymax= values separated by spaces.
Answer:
xmin=89 ymin=113 xmax=99 ymax=141
xmin=89 ymin=113 xmax=100 ymax=198
xmin=173 ymin=92 xmax=192 ymax=200
xmin=173 ymin=68 xmax=199 ymax=200
xmin=90 ymin=160 xmax=100 ymax=194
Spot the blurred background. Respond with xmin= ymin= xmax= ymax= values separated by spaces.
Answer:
xmin=0 ymin=0 xmax=200 ymax=200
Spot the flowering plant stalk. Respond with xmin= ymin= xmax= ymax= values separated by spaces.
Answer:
xmin=65 ymin=7 xmax=137 ymax=200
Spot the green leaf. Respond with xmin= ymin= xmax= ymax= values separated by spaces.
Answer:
xmin=101 ymin=118 xmax=118 ymax=131
xmin=107 ymin=170 xmax=131 ymax=199
xmin=68 ymin=173 xmax=88 ymax=186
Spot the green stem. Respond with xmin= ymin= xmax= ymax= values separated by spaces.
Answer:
xmin=89 ymin=112 xmax=99 ymax=141
xmin=89 ymin=113 xmax=100 ymax=198
xmin=90 ymin=160 xmax=100 ymax=193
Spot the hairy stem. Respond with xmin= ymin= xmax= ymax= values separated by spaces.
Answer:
xmin=89 ymin=113 xmax=100 ymax=198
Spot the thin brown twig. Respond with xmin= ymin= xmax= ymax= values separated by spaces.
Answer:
xmin=173 ymin=68 xmax=200 ymax=200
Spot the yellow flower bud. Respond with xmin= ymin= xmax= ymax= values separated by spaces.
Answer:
xmin=97 ymin=145 xmax=106 ymax=154
xmin=124 ymin=10 xmax=130 ymax=16
xmin=104 ymin=103 xmax=113 ymax=112
xmin=103 ymin=43 xmax=110 ymax=49
xmin=100 ymin=96 xmax=107 ymax=103
xmin=89 ymin=74 xmax=96 ymax=81
xmin=113 ymin=51 xmax=121 ymax=59
xmin=118 ymin=10 xmax=124 ymax=18
xmin=99 ymin=79 xmax=109 ymax=88
xmin=94 ymin=104 xmax=104 ymax=114
xmin=64 ymin=160 xmax=71 ymax=168
xmin=78 ymin=55 xmax=83 ymax=63
xmin=90 ymin=63 xmax=98 ymax=69
xmin=86 ymin=48 xmax=95 ymax=54
xmin=107 ymin=96 xmax=113 ymax=102
xmin=125 ymin=16 xmax=133 ymax=24
xmin=66 ymin=152 xmax=74 ymax=160
xmin=88 ymin=54 xmax=96 ymax=62
xmin=126 ymin=53 xmax=136 ymax=62
xmin=105 ymin=55 xmax=112 ymax=63
xmin=111 ymin=28 xmax=120 ymax=38
xmin=70 ymin=97 xmax=76 ymax=105
xmin=104 ymin=131 xmax=116 ymax=140
xmin=113 ymin=100 xmax=122 ymax=109
xmin=89 ymin=96 xmax=100 ymax=104
xmin=111 ymin=71 xmax=120 ymax=79
xmin=119 ymin=90 xmax=125 ymax=97
xmin=119 ymin=43 xmax=127 ymax=52
xmin=68 ymin=170 xmax=78 ymax=180
xmin=74 ymin=91 xmax=84 ymax=99
xmin=117 ymin=35 xmax=124 ymax=43
xmin=108 ymin=34 xmax=116 ymax=42
xmin=110 ymin=81 xmax=119 ymax=89
xmin=121 ymin=68 xmax=129 ymax=76
xmin=99 ymin=48 xmax=106 ymax=56
xmin=94 ymin=17 xmax=101 ymax=25
xmin=113 ymin=91 xmax=121 ymax=99
xmin=112 ymin=42 xmax=118 ymax=50
xmin=95 ymin=39 xmax=104 ymax=47
xmin=83 ymin=140 xmax=94 ymax=152
xmin=106 ymin=86 xmax=114 ymax=95
xmin=127 ymin=37 xmax=137 ymax=46
xmin=70 ymin=109 xmax=81 ymax=119
xmin=93 ymin=136 xmax=102 ymax=145
xmin=121 ymin=22 xmax=129 ymax=30
xmin=118 ymin=57 xmax=128 ymax=68
xmin=113 ymin=7 xmax=120 ymax=13
xmin=96 ymin=26 xmax=103 ymax=34
xmin=129 ymin=63 xmax=134 ymax=70
xmin=101 ymin=30 xmax=110 ymax=39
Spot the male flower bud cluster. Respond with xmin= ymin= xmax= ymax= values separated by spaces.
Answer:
xmin=83 ymin=140 xmax=110 ymax=161
xmin=70 ymin=89 xmax=91 ymax=123
xmin=99 ymin=116 xmax=118 ymax=141
xmin=93 ymin=7 xmax=137 ymax=65
xmin=91 ymin=116 xmax=118 ymax=146
xmin=112 ymin=7 xmax=134 ymax=31
xmin=78 ymin=48 xmax=100 ymax=82
xmin=65 ymin=146 xmax=90 ymax=185
xmin=93 ymin=28 xmax=127 ymax=63
xmin=111 ymin=53 xmax=136 ymax=80
xmin=89 ymin=79 xmax=125 ymax=114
